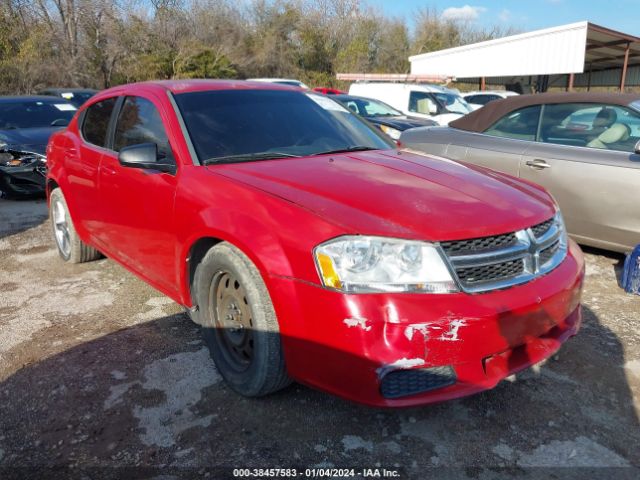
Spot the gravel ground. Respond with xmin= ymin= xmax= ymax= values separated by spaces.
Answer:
xmin=0 ymin=198 xmax=638 ymax=479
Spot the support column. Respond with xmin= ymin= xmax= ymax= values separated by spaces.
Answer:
xmin=479 ymin=76 xmax=486 ymax=91
xmin=567 ymin=73 xmax=574 ymax=92
xmin=587 ymin=64 xmax=592 ymax=91
xmin=621 ymin=43 xmax=630 ymax=92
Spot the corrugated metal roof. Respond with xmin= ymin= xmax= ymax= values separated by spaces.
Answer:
xmin=410 ymin=22 xmax=589 ymax=77
xmin=410 ymin=21 xmax=640 ymax=83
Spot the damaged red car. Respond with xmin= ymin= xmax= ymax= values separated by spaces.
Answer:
xmin=46 ymin=80 xmax=585 ymax=407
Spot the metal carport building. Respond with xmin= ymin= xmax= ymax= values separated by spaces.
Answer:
xmin=409 ymin=21 xmax=640 ymax=92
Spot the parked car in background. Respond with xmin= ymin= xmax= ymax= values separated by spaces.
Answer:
xmin=0 ymin=96 xmax=76 ymax=197
xmin=247 ymin=78 xmax=310 ymax=89
xmin=463 ymin=90 xmax=519 ymax=110
xmin=400 ymin=92 xmax=640 ymax=253
xmin=38 ymin=88 xmax=98 ymax=107
xmin=46 ymin=80 xmax=584 ymax=407
xmin=312 ymin=87 xmax=346 ymax=95
xmin=332 ymin=94 xmax=437 ymax=140
xmin=348 ymin=82 xmax=473 ymax=125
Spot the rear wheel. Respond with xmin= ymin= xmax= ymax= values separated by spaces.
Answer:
xmin=192 ymin=242 xmax=291 ymax=397
xmin=50 ymin=188 xmax=101 ymax=263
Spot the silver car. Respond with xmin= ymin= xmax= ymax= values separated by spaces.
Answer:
xmin=400 ymin=92 xmax=640 ymax=253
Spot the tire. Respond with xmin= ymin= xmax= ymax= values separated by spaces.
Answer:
xmin=50 ymin=188 xmax=101 ymax=263
xmin=192 ymin=242 xmax=291 ymax=397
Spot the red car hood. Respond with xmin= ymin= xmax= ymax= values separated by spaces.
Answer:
xmin=210 ymin=150 xmax=556 ymax=241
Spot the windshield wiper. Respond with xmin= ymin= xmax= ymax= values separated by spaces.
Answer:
xmin=202 ymin=152 xmax=298 ymax=165
xmin=311 ymin=146 xmax=377 ymax=156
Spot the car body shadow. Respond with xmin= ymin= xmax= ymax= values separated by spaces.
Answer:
xmin=0 ymin=198 xmax=48 ymax=239
xmin=580 ymin=245 xmax=627 ymax=288
xmin=0 ymin=300 xmax=638 ymax=479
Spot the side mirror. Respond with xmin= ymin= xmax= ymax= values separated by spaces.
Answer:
xmin=118 ymin=143 xmax=176 ymax=174
xmin=634 ymin=140 xmax=640 ymax=155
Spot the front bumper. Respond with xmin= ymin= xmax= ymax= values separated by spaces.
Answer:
xmin=268 ymin=240 xmax=585 ymax=407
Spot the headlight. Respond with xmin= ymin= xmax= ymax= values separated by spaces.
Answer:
xmin=314 ymin=236 xmax=458 ymax=293
xmin=379 ymin=125 xmax=402 ymax=140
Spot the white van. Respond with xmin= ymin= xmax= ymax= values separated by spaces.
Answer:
xmin=348 ymin=82 xmax=472 ymax=125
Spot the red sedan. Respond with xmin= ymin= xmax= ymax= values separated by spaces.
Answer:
xmin=46 ymin=80 xmax=584 ymax=407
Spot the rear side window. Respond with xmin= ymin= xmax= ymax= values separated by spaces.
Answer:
xmin=113 ymin=96 xmax=174 ymax=161
xmin=467 ymin=95 xmax=499 ymax=105
xmin=81 ymin=98 xmax=117 ymax=147
xmin=484 ymin=105 xmax=541 ymax=141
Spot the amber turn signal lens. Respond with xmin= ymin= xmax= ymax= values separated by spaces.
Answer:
xmin=316 ymin=253 xmax=342 ymax=289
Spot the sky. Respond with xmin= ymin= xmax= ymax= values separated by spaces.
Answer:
xmin=364 ymin=0 xmax=640 ymax=36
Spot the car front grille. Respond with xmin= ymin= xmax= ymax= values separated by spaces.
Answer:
xmin=440 ymin=232 xmax=518 ymax=256
xmin=531 ymin=218 xmax=554 ymax=238
xmin=456 ymin=258 xmax=525 ymax=286
xmin=441 ymin=215 xmax=567 ymax=293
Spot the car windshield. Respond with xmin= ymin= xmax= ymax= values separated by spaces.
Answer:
xmin=0 ymin=100 xmax=76 ymax=129
xmin=433 ymin=93 xmax=473 ymax=115
xmin=338 ymin=97 xmax=403 ymax=117
xmin=174 ymin=90 xmax=394 ymax=164
xmin=61 ymin=92 xmax=95 ymax=107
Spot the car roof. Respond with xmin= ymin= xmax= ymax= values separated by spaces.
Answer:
xmin=464 ymin=91 xmax=518 ymax=96
xmin=39 ymin=88 xmax=98 ymax=94
xmin=247 ymin=78 xmax=302 ymax=83
xmin=449 ymin=92 xmax=640 ymax=132
xmin=333 ymin=94 xmax=377 ymax=101
xmin=0 ymin=95 xmax=71 ymax=103
xmin=352 ymin=82 xmax=450 ymax=93
xmin=91 ymin=80 xmax=301 ymax=102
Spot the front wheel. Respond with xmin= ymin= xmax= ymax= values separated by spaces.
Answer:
xmin=49 ymin=188 xmax=101 ymax=263
xmin=192 ymin=242 xmax=291 ymax=397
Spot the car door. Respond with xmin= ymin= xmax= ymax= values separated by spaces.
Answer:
xmin=461 ymin=105 xmax=541 ymax=176
xmin=97 ymin=93 xmax=180 ymax=292
xmin=67 ymin=97 xmax=118 ymax=237
xmin=520 ymin=103 xmax=640 ymax=252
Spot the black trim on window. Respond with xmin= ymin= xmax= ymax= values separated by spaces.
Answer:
xmin=104 ymin=96 xmax=125 ymax=151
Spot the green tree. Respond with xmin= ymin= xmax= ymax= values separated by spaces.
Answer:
xmin=175 ymin=47 xmax=237 ymax=78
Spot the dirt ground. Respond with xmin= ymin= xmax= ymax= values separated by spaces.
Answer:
xmin=0 ymin=198 xmax=638 ymax=479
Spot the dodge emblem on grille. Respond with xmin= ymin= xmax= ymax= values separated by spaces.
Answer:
xmin=444 ymin=216 xmax=566 ymax=293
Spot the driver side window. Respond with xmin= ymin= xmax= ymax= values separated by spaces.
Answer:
xmin=540 ymin=103 xmax=640 ymax=153
xmin=113 ymin=96 xmax=175 ymax=162
xmin=409 ymin=92 xmax=438 ymax=115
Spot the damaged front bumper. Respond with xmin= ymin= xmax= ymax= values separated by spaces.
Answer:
xmin=269 ymin=240 xmax=585 ymax=407
xmin=0 ymin=147 xmax=47 ymax=197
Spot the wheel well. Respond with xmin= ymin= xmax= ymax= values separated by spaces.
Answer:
xmin=46 ymin=179 xmax=59 ymax=197
xmin=187 ymin=237 xmax=223 ymax=299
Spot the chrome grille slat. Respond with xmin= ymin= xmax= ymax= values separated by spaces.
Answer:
xmin=531 ymin=223 xmax=560 ymax=248
xmin=449 ymin=243 xmax=530 ymax=268
xmin=440 ymin=215 xmax=567 ymax=293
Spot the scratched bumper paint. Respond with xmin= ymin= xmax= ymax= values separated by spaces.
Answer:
xmin=269 ymin=240 xmax=585 ymax=407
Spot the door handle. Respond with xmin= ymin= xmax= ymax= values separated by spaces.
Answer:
xmin=102 ymin=166 xmax=117 ymax=176
xmin=525 ymin=159 xmax=551 ymax=169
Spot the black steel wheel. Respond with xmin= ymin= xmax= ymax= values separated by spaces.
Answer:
xmin=192 ymin=242 xmax=291 ymax=397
